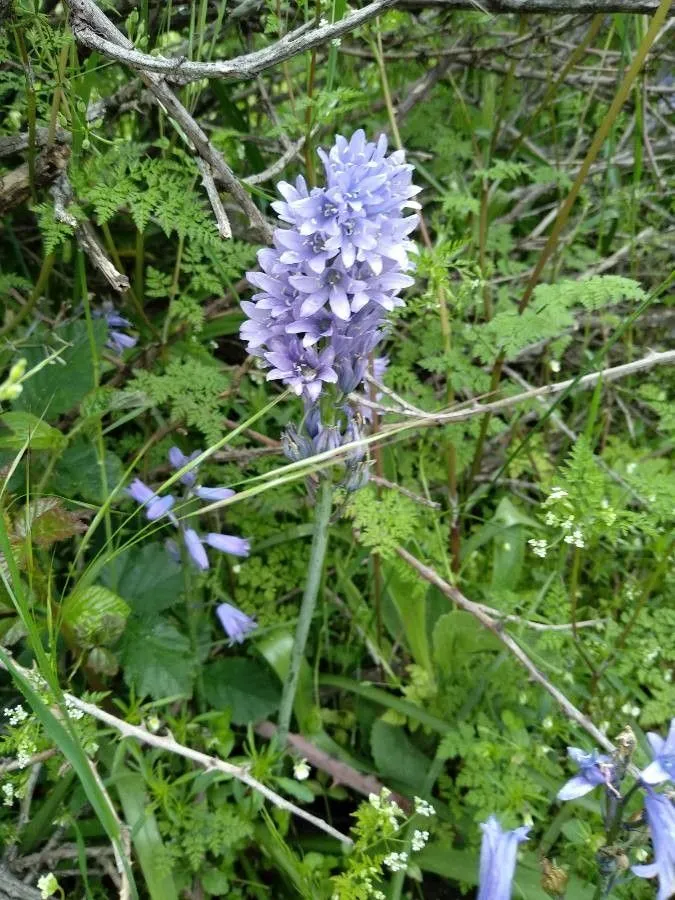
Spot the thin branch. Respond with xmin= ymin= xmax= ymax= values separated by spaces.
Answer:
xmin=366 ymin=350 xmax=675 ymax=426
xmin=395 ymin=546 xmax=617 ymax=753
xmin=369 ymin=474 xmax=441 ymax=509
xmin=0 ymin=748 xmax=57 ymax=775
xmin=51 ymin=174 xmax=130 ymax=292
xmin=255 ymin=721 xmax=412 ymax=811
xmin=66 ymin=0 xmax=398 ymax=84
xmin=472 ymin=602 xmax=607 ymax=631
xmin=63 ymin=0 xmax=272 ymax=241
xmin=63 ymin=692 xmax=352 ymax=845
xmin=196 ymin=158 xmax=232 ymax=239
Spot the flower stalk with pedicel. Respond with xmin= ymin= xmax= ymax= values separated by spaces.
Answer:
xmin=241 ymin=131 xmax=419 ymax=744
xmin=126 ymin=446 xmax=256 ymax=643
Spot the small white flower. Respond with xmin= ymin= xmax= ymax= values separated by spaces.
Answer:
xmin=64 ymin=697 xmax=84 ymax=721
xmin=561 ymin=516 xmax=575 ymax=532
xmin=373 ymin=892 xmax=386 ymax=900
xmin=319 ymin=16 xmax=329 ymax=26
xmin=563 ymin=529 xmax=585 ymax=549
xmin=620 ymin=702 xmax=632 ymax=715
xmin=2 ymin=783 xmax=14 ymax=806
xmin=548 ymin=486 xmax=568 ymax=502
xmin=414 ymin=797 xmax=435 ymax=817
xmin=528 ymin=539 xmax=548 ymax=558
xmin=293 ymin=759 xmax=311 ymax=781
xmin=634 ymin=847 xmax=648 ymax=862
xmin=383 ymin=851 xmax=408 ymax=872
xmin=411 ymin=829 xmax=429 ymax=852
xmin=331 ymin=37 xmax=342 ymax=46
xmin=146 ymin=715 xmax=161 ymax=733
xmin=37 ymin=873 xmax=60 ymax=899
xmin=631 ymin=706 xmax=641 ymax=718
xmin=626 ymin=462 xmax=637 ymax=474
xmin=4 ymin=705 xmax=28 ymax=726
xmin=544 ymin=511 xmax=558 ymax=526
xmin=542 ymin=716 xmax=554 ymax=730
xmin=549 ymin=359 xmax=561 ymax=373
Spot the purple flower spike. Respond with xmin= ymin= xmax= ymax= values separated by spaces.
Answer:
xmin=193 ymin=486 xmax=236 ymax=502
xmin=241 ymin=131 xmax=418 ymax=405
xmin=633 ymin=790 xmax=675 ymax=900
xmin=183 ymin=528 xmax=209 ymax=570
xmin=477 ymin=816 xmax=529 ymax=900
xmin=216 ymin=602 xmax=257 ymax=644
xmin=557 ymin=747 xmax=614 ymax=801
xmin=206 ymin=533 xmax=251 ymax=558
xmin=642 ymin=719 xmax=675 ymax=785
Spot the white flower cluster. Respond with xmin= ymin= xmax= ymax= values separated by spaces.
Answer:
xmin=37 ymin=873 xmax=60 ymax=899
xmin=4 ymin=704 xmax=28 ymax=726
xmin=413 ymin=796 xmax=435 ymax=817
xmin=563 ymin=529 xmax=585 ymax=549
xmin=383 ymin=851 xmax=408 ymax=872
xmin=2 ymin=783 xmax=14 ymax=806
xmin=16 ymin=734 xmax=38 ymax=769
xmin=411 ymin=829 xmax=429 ymax=852
xmin=64 ymin=696 xmax=85 ymax=721
xmin=528 ymin=539 xmax=548 ymax=558
xmin=293 ymin=758 xmax=311 ymax=781
xmin=369 ymin=788 xmax=404 ymax=831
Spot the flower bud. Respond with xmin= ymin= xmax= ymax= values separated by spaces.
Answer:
xmin=541 ymin=858 xmax=568 ymax=898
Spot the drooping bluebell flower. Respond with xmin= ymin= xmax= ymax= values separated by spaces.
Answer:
xmin=642 ymin=719 xmax=675 ymax=786
xmin=97 ymin=305 xmax=137 ymax=354
xmin=127 ymin=449 xmax=251 ymax=576
xmin=477 ymin=816 xmax=529 ymax=900
xmin=241 ymin=130 xmax=419 ymax=404
xmin=216 ymin=602 xmax=257 ymax=644
xmin=126 ymin=478 xmax=176 ymax=522
xmin=557 ymin=747 xmax=615 ymax=801
xmin=632 ymin=790 xmax=675 ymax=900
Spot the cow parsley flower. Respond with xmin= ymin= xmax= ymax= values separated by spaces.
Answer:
xmin=642 ymin=719 xmax=675 ymax=785
xmin=241 ymin=131 xmax=418 ymax=491
xmin=477 ymin=816 xmax=529 ymax=900
xmin=632 ymin=790 xmax=675 ymax=900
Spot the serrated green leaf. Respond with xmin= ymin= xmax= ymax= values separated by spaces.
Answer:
xmin=13 ymin=497 xmax=86 ymax=547
xmin=122 ymin=618 xmax=195 ymax=700
xmin=0 ymin=412 xmax=66 ymax=451
xmin=62 ymin=584 xmax=130 ymax=648
xmin=101 ymin=543 xmax=183 ymax=617
xmin=51 ymin=439 xmax=124 ymax=503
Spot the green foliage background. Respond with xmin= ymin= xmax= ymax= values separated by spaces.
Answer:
xmin=0 ymin=0 xmax=673 ymax=897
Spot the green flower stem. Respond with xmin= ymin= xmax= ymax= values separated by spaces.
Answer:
xmin=277 ymin=480 xmax=332 ymax=744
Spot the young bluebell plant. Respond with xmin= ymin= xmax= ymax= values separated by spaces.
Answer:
xmin=241 ymin=130 xmax=419 ymax=490
xmin=477 ymin=816 xmax=529 ymax=900
xmin=126 ymin=448 xmax=254 ymax=640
